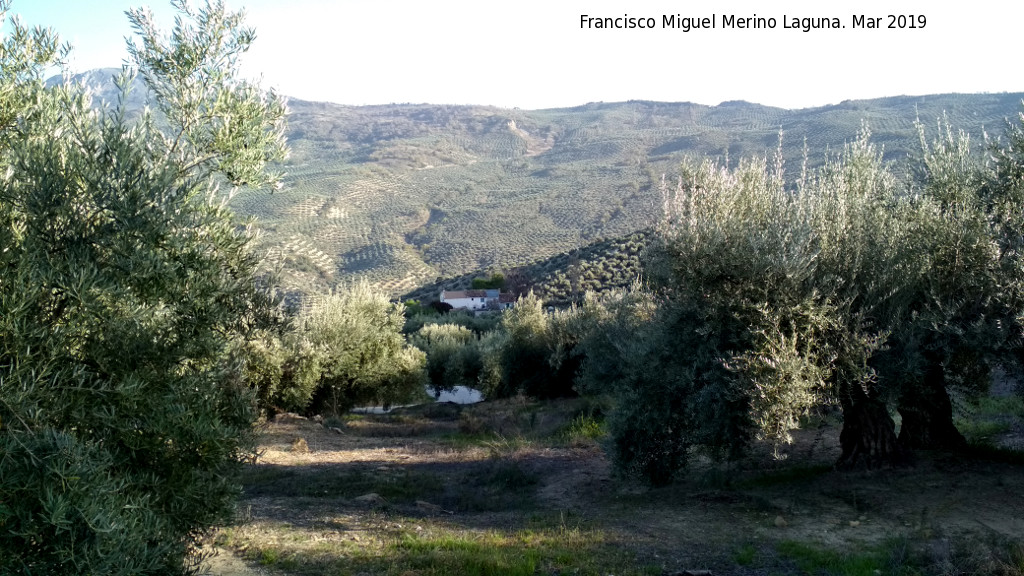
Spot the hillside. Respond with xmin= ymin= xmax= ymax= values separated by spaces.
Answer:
xmin=66 ymin=70 xmax=1024 ymax=299
xmin=401 ymin=230 xmax=650 ymax=306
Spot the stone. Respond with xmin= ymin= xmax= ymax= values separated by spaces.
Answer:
xmin=354 ymin=493 xmax=386 ymax=506
xmin=416 ymin=500 xmax=453 ymax=515
xmin=416 ymin=500 xmax=441 ymax=513
xmin=290 ymin=437 xmax=310 ymax=453
xmin=274 ymin=412 xmax=305 ymax=423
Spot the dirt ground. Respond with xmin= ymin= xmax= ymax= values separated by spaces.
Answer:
xmin=204 ymin=398 xmax=1024 ymax=575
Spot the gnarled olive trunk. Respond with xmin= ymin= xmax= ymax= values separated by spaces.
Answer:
xmin=897 ymin=360 xmax=966 ymax=450
xmin=836 ymin=393 xmax=906 ymax=469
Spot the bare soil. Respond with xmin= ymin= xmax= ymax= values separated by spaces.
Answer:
xmin=205 ymin=398 xmax=1024 ymax=575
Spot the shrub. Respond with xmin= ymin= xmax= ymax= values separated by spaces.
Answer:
xmin=574 ymin=284 xmax=744 ymax=483
xmin=471 ymin=273 xmax=506 ymax=290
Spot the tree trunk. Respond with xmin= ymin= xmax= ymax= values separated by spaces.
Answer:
xmin=897 ymin=360 xmax=966 ymax=450
xmin=836 ymin=395 xmax=906 ymax=469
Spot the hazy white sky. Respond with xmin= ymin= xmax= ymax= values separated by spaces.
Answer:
xmin=5 ymin=0 xmax=1021 ymax=110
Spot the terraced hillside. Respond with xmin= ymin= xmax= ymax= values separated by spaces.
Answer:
xmin=401 ymin=231 xmax=651 ymax=306
xmin=258 ymin=94 xmax=1023 ymax=300
xmin=66 ymin=71 xmax=1024 ymax=299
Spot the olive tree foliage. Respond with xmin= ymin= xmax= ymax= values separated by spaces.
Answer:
xmin=572 ymin=284 xmax=705 ymax=485
xmin=403 ymin=308 xmax=501 ymax=336
xmin=0 ymin=1 xmax=286 ymax=573
xmin=481 ymin=292 xmax=581 ymax=400
xmin=410 ymin=323 xmax=484 ymax=393
xmin=125 ymin=0 xmax=287 ymax=186
xmin=885 ymin=115 xmax=1024 ymax=451
xmin=241 ymin=319 xmax=321 ymax=413
xmin=661 ymin=139 xmax=900 ymax=458
xmin=575 ymin=148 xmax=874 ymax=483
xmin=284 ymin=281 xmax=427 ymax=415
xmin=579 ymin=124 xmax=1024 ymax=484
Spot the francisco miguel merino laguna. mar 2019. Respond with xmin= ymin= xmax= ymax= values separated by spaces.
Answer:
xmin=579 ymin=13 xmax=927 ymax=32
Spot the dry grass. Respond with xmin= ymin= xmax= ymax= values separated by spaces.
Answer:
xmin=209 ymin=398 xmax=1024 ymax=576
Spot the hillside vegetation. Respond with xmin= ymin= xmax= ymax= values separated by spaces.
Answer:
xmin=401 ymin=230 xmax=650 ymax=306
xmin=247 ymin=93 xmax=1024 ymax=299
xmin=71 ymin=70 xmax=1024 ymax=300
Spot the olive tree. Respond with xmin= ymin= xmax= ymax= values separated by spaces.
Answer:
xmin=577 ymin=147 xmax=864 ymax=483
xmin=885 ymin=116 xmax=1024 ymax=451
xmin=298 ymin=281 xmax=428 ymax=415
xmin=0 ymin=1 xmax=286 ymax=573
xmin=410 ymin=322 xmax=484 ymax=393
xmin=483 ymin=292 xmax=581 ymax=400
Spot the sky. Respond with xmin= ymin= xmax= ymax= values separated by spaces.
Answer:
xmin=4 ymin=0 xmax=1022 ymax=111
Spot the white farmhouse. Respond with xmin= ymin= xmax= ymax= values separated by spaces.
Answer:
xmin=440 ymin=289 xmax=516 ymax=311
